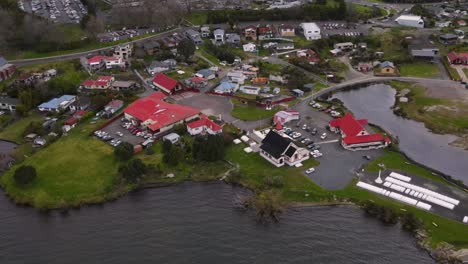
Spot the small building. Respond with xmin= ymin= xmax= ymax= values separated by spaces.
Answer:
xmin=112 ymin=81 xmax=138 ymax=91
xmin=329 ymin=113 xmax=390 ymax=151
xmin=200 ymin=26 xmax=210 ymax=38
xmin=303 ymin=83 xmax=315 ymax=92
xmin=395 ymin=15 xmax=424 ymax=28
xmin=243 ymin=43 xmax=257 ymax=53
xmin=239 ymin=85 xmax=261 ymax=95
xmin=104 ymin=99 xmax=124 ymax=115
xmin=329 ymin=48 xmax=342 ymax=57
xmin=278 ymin=24 xmax=296 ymax=37
xmin=356 ymin=62 xmax=373 ymax=72
xmin=213 ymin=29 xmax=225 ymax=44
xmin=457 ymin=20 xmax=466 ymax=27
xmin=376 ymin=61 xmax=397 ymax=75
xmin=163 ymin=133 xmax=180 ymax=144
xmin=276 ymin=43 xmax=295 ymax=51
xmin=257 ymin=24 xmax=276 ymax=40
xmin=439 ymin=33 xmax=459 ymax=45
xmin=244 ymin=26 xmax=258 ymax=41
xmin=38 ymin=95 xmax=76 ymax=112
xmin=273 ymin=87 xmax=281 ymax=94
xmin=214 ymin=81 xmax=238 ymax=94
xmin=43 ymin=69 xmax=57 ymax=77
xmin=269 ymin=74 xmax=287 ymax=84
xmin=296 ymin=49 xmax=320 ymax=64
xmin=187 ymin=116 xmax=222 ymax=136
xmin=292 ymin=89 xmax=304 ymax=97
xmin=185 ymin=76 xmax=207 ymax=89
xmin=186 ymin=29 xmax=203 ymax=45
xmin=252 ymin=77 xmax=269 ymax=86
xmin=273 ymin=110 xmax=300 ymax=126
xmin=259 ymin=130 xmax=309 ymax=167
xmin=196 ymin=69 xmax=216 ymax=80
xmin=447 ymin=52 xmax=468 ymax=65
xmin=114 ymin=43 xmax=133 ymax=60
xmin=0 ymin=97 xmax=19 ymax=111
xmin=143 ymin=41 xmax=161 ymax=55
xmin=225 ymin=33 xmax=241 ymax=45
xmin=357 ymin=42 xmax=367 ymax=49
xmin=334 ymin=42 xmax=354 ymax=51
xmin=435 ymin=21 xmax=452 ymax=28
xmin=147 ymin=60 xmax=173 ymax=75
xmin=299 ymin=23 xmax=321 ymax=40
xmin=152 ymin=73 xmax=181 ymax=94
xmin=226 ymin=71 xmax=246 ymax=84
xmin=81 ymin=76 xmax=115 ymax=90
xmin=0 ymin=57 xmax=16 ymax=82
xmin=70 ymin=96 xmax=91 ymax=112
xmin=410 ymin=44 xmax=439 ymax=59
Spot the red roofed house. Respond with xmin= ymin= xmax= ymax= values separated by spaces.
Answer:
xmin=244 ymin=25 xmax=257 ymax=41
xmin=257 ymin=24 xmax=276 ymax=40
xmin=273 ymin=110 xmax=300 ymax=126
xmin=152 ymin=73 xmax=182 ymax=94
xmin=81 ymin=76 xmax=115 ymax=90
xmin=296 ymin=49 xmax=321 ymax=65
xmin=186 ymin=116 xmax=222 ymax=136
xmin=87 ymin=56 xmax=124 ymax=70
xmin=278 ymin=24 xmax=296 ymax=37
xmin=124 ymin=92 xmax=199 ymax=134
xmin=447 ymin=52 xmax=468 ymax=65
xmin=329 ymin=113 xmax=390 ymax=151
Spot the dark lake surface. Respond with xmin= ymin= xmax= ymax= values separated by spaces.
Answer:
xmin=333 ymin=83 xmax=468 ymax=184
xmin=0 ymin=182 xmax=435 ymax=264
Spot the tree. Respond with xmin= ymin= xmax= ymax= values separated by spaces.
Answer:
xmin=177 ymin=39 xmax=196 ymax=61
xmin=192 ymin=135 xmax=226 ymax=162
xmin=114 ymin=142 xmax=134 ymax=161
xmin=85 ymin=15 xmax=105 ymax=39
xmin=119 ymin=159 xmax=147 ymax=183
xmin=14 ymin=165 xmax=37 ymax=185
xmin=162 ymin=142 xmax=183 ymax=166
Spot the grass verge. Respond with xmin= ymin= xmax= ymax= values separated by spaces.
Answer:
xmin=399 ymin=62 xmax=440 ymax=78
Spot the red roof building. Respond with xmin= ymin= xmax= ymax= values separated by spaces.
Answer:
xmin=152 ymin=73 xmax=180 ymax=94
xmin=187 ymin=116 xmax=222 ymax=136
xmin=124 ymin=92 xmax=199 ymax=133
xmin=81 ymin=76 xmax=115 ymax=90
xmin=447 ymin=52 xmax=468 ymax=65
xmin=329 ymin=113 xmax=390 ymax=150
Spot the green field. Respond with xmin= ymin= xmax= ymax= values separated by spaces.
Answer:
xmin=0 ymin=113 xmax=43 ymax=143
xmin=184 ymin=11 xmax=209 ymax=25
xmin=399 ymin=62 xmax=440 ymax=78
xmin=0 ymin=120 xmax=127 ymax=209
xmin=230 ymin=100 xmax=277 ymax=121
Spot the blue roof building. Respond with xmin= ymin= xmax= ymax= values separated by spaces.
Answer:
xmin=214 ymin=81 xmax=238 ymax=94
xmin=38 ymin=95 xmax=76 ymax=112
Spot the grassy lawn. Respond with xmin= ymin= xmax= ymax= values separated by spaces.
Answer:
xmin=0 ymin=113 xmax=43 ymax=143
xmin=184 ymin=11 xmax=208 ymax=25
xmin=463 ymin=68 xmax=468 ymax=79
xmin=230 ymin=100 xmax=278 ymax=121
xmin=442 ymin=59 xmax=462 ymax=81
xmin=21 ymin=60 xmax=89 ymax=87
xmin=399 ymin=62 xmax=440 ymax=78
xmin=0 ymin=120 xmax=128 ymax=209
xmin=390 ymin=81 xmax=468 ymax=135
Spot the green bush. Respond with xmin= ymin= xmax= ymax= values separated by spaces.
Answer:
xmin=114 ymin=142 xmax=134 ymax=161
xmin=14 ymin=165 xmax=37 ymax=186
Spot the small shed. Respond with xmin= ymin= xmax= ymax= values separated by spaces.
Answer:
xmin=303 ymin=83 xmax=315 ymax=91
xmin=292 ymin=89 xmax=304 ymax=97
xmin=163 ymin=133 xmax=180 ymax=144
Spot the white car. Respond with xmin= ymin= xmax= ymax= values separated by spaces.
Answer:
xmin=305 ymin=168 xmax=315 ymax=174
xmin=292 ymin=132 xmax=302 ymax=139
xmin=302 ymin=124 xmax=307 ymax=130
xmin=320 ymin=133 xmax=327 ymax=140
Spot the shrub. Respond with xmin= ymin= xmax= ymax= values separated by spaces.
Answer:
xmin=114 ymin=142 xmax=134 ymax=161
xmin=13 ymin=165 xmax=37 ymax=185
xmin=119 ymin=159 xmax=147 ymax=183
xmin=264 ymin=175 xmax=284 ymax=188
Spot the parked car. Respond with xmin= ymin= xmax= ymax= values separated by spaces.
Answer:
xmin=305 ymin=168 xmax=315 ymax=174
xmin=311 ymin=128 xmax=317 ymax=135
xmin=302 ymin=124 xmax=307 ymax=130
xmin=320 ymin=133 xmax=327 ymax=140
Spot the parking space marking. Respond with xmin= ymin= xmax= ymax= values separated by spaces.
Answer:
xmin=316 ymin=139 xmax=339 ymax=145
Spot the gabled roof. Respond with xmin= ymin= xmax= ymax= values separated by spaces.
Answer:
xmin=260 ymin=131 xmax=292 ymax=159
xmin=152 ymin=73 xmax=178 ymax=91
xmin=329 ymin=113 xmax=367 ymax=137
xmin=343 ymin=134 xmax=385 ymax=145
xmin=0 ymin=57 xmax=7 ymax=67
xmin=380 ymin=61 xmax=395 ymax=68
xmin=187 ymin=116 xmax=222 ymax=131
xmin=284 ymin=145 xmax=297 ymax=158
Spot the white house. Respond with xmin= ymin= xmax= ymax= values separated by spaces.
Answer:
xmin=239 ymin=85 xmax=261 ymax=95
xmin=243 ymin=43 xmax=257 ymax=53
xmin=334 ymin=42 xmax=354 ymax=51
xmin=187 ymin=116 xmax=222 ymax=136
xmin=395 ymin=15 xmax=424 ymax=28
xmin=227 ymin=71 xmax=246 ymax=84
xmin=259 ymin=131 xmax=309 ymax=167
xmin=214 ymin=29 xmax=225 ymax=44
xmin=299 ymin=23 xmax=321 ymax=40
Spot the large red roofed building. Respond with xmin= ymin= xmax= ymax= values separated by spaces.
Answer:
xmin=329 ymin=113 xmax=390 ymax=151
xmin=152 ymin=73 xmax=181 ymax=94
xmin=186 ymin=116 xmax=222 ymax=136
xmin=81 ymin=76 xmax=115 ymax=90
xmin=124 ymin=92 xmax=199 ymax=134
xmin=447 ymin=52 xmax=468 ymax=65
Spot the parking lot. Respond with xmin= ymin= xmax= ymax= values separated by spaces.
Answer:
xmin=316 ymin=21 xmax=368 ymax=38
xmin=19 ymin=0 xmax=88 ymax=24
xmin=95 ymin=116 xmax=156 ymax=147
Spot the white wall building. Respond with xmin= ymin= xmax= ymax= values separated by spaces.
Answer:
xmin=395 ymin=15 xmax=424 ymax=28
xmin=299 ymin=23 xmax=321 ymax=40
xmin=243 ymin=43 xmax=257 ymax=52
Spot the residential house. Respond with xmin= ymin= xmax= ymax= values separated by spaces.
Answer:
xmin=457 ymin=20 xmax=466 ymax=26
xmin=226 ymin=71 xmax=246 ymax=84
xmin=38 ymin=95 xmax=76 ymax=112
xmin=80 ymin=76 xmax=115 ymax=90
xmin=334 ymin=42 xmax=354 ymax=51
xmin=112 ymin=81 xmax=138 ymax=91
xmin=43 ymin=69 xmax=57 ymax=78
xmin=214 ymin=81 xmax=238 ymax=94
xmin=410 ymin=43 xmax=439 ymax=59
xmin=186 ymin=29 xmax=203 ymax=45
xmin=239 ymin=85 xmax=261 ymax=95
xmin=356 ymin=62 xmax=373 ymax=72
xmin=124 ymin=92 xmax=199 ymax=134
xmin=303 ymin=83 xmax=315 ymax=92
xmin=200 ymin=25 xmax=210 ymax=38
xmin=87 ymin=55 xmax=124 ymax=70
xmin=185 ymin=76 xmax=208 ymax=89
xmin=187 ymin=116 xmax=222 ymax=136
xmin=329 ymin=113 xmax=390 ymax=151
xmin=243 ymin=43 xmax=257 ymax=53
xmin=14 ymin=74 xmax=34 ymax=86
xmin=273 ymin=110 xmax=300 ymax=126
xmin=296 ymin=49 xmax=320 ymax=64
xmin=278 ymin=24 xmax=296 ymax=37
xmin=0 ymin=97 xmax=19 ymax=111
xmin=143 ymin=41 xmax=161 ymax=55
xmin=213 ymin=29 xmax=225 ymax=44
xmin=70 ymin=96 xmax=91 ymax=112
xmin=299 ymin=23 xmax=321 ymax=40
xmin=436 ymin=21 xmax=452 ymax=28
xmin=0 ymin=57 xmax=16 ymax=82
xmin=376 ymin=61 xmax=397 ymax=76
xmin=252 ymin=77 xmax=269 ymax=85
xmin=257 ymin=24 xmax=276 ymax=40
xmin=269 ymin=74 xmax=287 ymax=84
xmin=226 ymin=33 xmax=241 ymax=45
xmin=292 ymin=89 xmax=304 ymax=97
xmin=447 ymin=52 xmax=468 ymax=65
xmin=244 ymin=25 xmax=258 ymax=41
xmin=357 ymin=42 xmax=367 ymax=49
xmin=114 ymin=43 xmax=133 ymax=60
xmin=276 ymin=43 xmax=294 ymax=51
xmin=196 ymin=69 xmax=216 ymax=80
xmin=147 ymin=60 xmax=172 ymax=75
xmin=395 ymin=15 xmax=424 ymax=28
xmin=439 ymin=33 xmax=459 ymax=45
xmin=259 ymin=130 xmax=309 ymax=167
xmin=104 ymin=99 xmax=124 ymax=115
xmin=152 ymin=73 xmax=182 ymax=94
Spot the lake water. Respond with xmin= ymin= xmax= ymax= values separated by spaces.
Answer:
xmin=333 ymin=83 xmax=468 ymax=184
xmin=0 ymin=182 xmax=435 ymax=264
